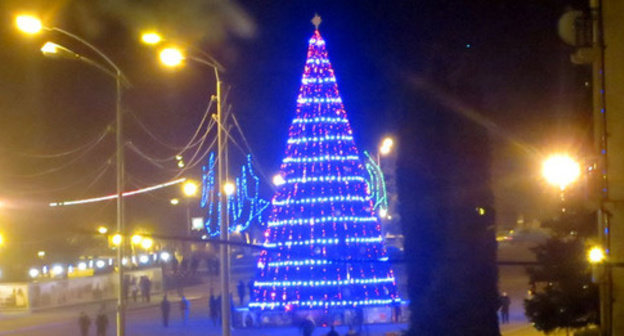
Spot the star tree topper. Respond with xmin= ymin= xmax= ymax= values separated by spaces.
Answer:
xmin=311 ymin=14 xmax=322 ymax=29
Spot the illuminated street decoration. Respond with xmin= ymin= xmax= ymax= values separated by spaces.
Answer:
xmin=49 ymin=178 xmax=186 ymax=207
xmin=363 ymin=151 xmax=389 ymax=212
xmin=201 ymin=153 xmax=270 ymax=236
xmin=251 ymin=27 xmax=400 ymax=311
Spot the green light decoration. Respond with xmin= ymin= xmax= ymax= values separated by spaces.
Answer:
xmin=363 ymin=150 xmax=388 ymax=211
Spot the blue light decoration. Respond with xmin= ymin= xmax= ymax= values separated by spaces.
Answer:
xmin=200 ymin=152 xmax=270 ymax=236
xmin=250 ymin=28 xmax=400 ymax=311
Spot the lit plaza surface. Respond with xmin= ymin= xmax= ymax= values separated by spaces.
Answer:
xmin=0 ymin=280 xmax=408 ymax=336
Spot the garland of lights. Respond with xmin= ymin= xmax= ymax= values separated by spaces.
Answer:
xmin=200 ymin=152 xmax=269 ymax=236
xmin=49 ymin=178 xmax=186 ymax=207
xmin=250 ymin=28 xmax=400 ymax=311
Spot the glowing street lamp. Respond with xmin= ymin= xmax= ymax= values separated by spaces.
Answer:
xmin=97 ymin=226 xmax=109 ymax=235
xmin=170 ymin=198 xmax=180 ymax=205
xmin=182 ymin=181 xmax=199 ymax=197
xmin=111 ymin=234 xmax=123 ymax=246
xmin=15 ymin=15 xmax=43 ymax=35
xmin=223 ymin=181 xmax=236 ymax=196
xmin=380 ymin=137 xmax=394 ymax=155
xmin=159 ymin=47 xmax=185 ymax=67
xmin=140 ymin=237 xmax=153 ymax=250
xmin=131 ymin=234 xmax=143 ymax=245
xmin=588 ymin=246 xmax=606 ymax=264
xmin=140 ymin=32 xmax=162 ymax=45
xmin=542 ymin=154 xmax=581 ymax=190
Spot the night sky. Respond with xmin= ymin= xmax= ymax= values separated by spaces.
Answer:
xmin=0 ymin=1 xmax=590 ymax=263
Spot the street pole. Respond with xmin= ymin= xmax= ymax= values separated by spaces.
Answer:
xmin=115 ymin=70 xmax=126 ymax=336
xmin=590 ymin=0 xmax=611 ymax=334
xmin=216 ymin=72 xmax=231 ymax=336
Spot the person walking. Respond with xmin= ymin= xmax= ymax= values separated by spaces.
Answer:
xmin=161 ymin=294 xmax=171 ymax=327
xmin=209 ymin=294 xmax=218 ymax=326
xmin=326 ymin=325 xmax=339 ymax=336
xmin=78 ymin=311 xmax=91 ymax=336
xmin=300 ymin=317 xmax=315 ymax=336
xmin=180 ymin=295 xmax=190 ymax=325
xmin=237 ymin=280 xmax=245 ymax=305
xmin=247 ymin=279 xmax=254 ymax=302
xmin=499 ymin=292 xmax=511 ymax=324
xmin=95 ymin=308 xmax=108 ymax=336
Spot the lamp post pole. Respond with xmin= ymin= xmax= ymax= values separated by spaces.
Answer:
xmin=216 ymin=72 xmax=231 ymax=336
xmin=115 ymin=70 xmax=126 ymax=336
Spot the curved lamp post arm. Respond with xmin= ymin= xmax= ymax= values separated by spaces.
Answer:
xmin=46 ymin=26 xmax=131 ymax=86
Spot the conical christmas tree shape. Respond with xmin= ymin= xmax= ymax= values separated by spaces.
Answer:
xmin=250 ymin=27 xmax=400 ymax=310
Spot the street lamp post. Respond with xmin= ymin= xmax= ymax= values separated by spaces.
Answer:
xmin=16 ymin=15 xmax=129 ymax=336
xmin=141 ymin=35 xmax=231 ymax=336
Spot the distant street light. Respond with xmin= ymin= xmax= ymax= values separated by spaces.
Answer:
xmin=140 ymin=237 xmax=153 ymax=250
xmin=112 ymin=234 xmax=123 ymax=246
xmin=159 ymin=47 xmax=185 ymax=67
xmin=380 ymin=137 xmax=394 ymax=155
xmin=223 ymin=181 xmax=236 ymax=196
xmin=97 ymin=226 xmax=109 ymax=235
xmin=15 ymin=15 xmax=42 ymax=35
xmin=588 ymin=246 xmax=606 ymax=264
xmin=542 ymin=154 xmax=581 ymax=190
xmin=140 ymin=32 xmax=162 ymax=45
xmin=182 ymin=181 xmax=199 ymax=197
xmin=131 ymin=234 xmax=143 ymax=245
xmin=170 ymin=198 xmax=180 ymax=205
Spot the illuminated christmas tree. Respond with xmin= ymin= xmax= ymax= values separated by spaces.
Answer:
xmin=250 ymin=18 xmax=400 ymax=311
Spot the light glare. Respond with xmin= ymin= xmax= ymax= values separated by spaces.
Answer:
xmin=140 ymin=237 xmax=153 ymax=249
xmin=223 ymin=182 xmax=236 ymax=196
xmin=183 ymin=181 xmax=199 ymax=197
xmin=16 ymin=15 xmax=43 ymax=35
xmin=141 ymin=32 xmax=162 ymax=45
xmin=588 ymin=246 xmax=606 ymax=264
xmin=41 ymin=42 xmax=59 ymax=55
xmin=159 ymin=47 xmax=184 ymax=67
xmin=272 ymin=174 xmax=286 ymax=186
xmin=542 ymin=154 xmax=581 ymax=190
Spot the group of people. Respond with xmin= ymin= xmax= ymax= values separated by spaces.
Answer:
xmin=123 ymin=275 xmax=152 ymax=304
xmin=159 ymin=293 xmax=190 ymax=327
xmin=78 ymin=306 xmax=108 ymax=336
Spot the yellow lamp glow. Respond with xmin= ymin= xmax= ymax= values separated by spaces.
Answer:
xmin=141 ymin=32 xmax=162 ymax=45
xmin=170 ymin=198 xmax=180 ymax=205
xmin=542 ymin=154 xmax=581 ymax=190
xmin=223 ymin=182 xmax=235 ymax=196
xmin=382 ymin=137 xmax=394 ymax=149
xmin=588 ymin=246 xmax=606 ymax=264
xmin=131 ymin=234 xmax=143 ymax=245
xmin=112 ymin=234 xmax=122 ymax=246
xmin=0 ymin=234 xmax=4 ymax=246
xmin=159 ymin=47 xmax=184 ymax=67
xmin=97 ymin=226 xmax=108 ymax=235
xmin=140 ymin=237 xmax=153 ymax=249
xmin=183 ymin=181 xmax=199 ymax=197
xmin=16 ymin=15 xmax=43 ymax=35
xmin=41 ymin=42 xmax=60 ymax=55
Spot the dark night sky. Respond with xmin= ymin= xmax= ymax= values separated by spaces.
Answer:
xmin=0 ymin=1 xmax=590 ymax=262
